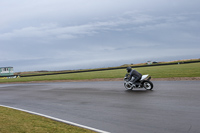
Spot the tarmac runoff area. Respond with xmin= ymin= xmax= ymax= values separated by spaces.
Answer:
xmin=0 ymin=77 xmax=199 ymax=85
xmin=0 ymin=80 xmax=200 ymax=133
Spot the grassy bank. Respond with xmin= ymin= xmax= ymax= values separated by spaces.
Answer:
xmin=17 ymin=58 xmax=200 ymax=77
xmin=136 ymin=62 xmax=200 ymax=78
xmin=0 ymin=106 xmax=95 ymax=133
xmin=0 ymin=62 xmax=200 ymax=83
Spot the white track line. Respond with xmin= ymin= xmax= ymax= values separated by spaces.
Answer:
xmin=0 ymin=105 xmax=110 ymax=133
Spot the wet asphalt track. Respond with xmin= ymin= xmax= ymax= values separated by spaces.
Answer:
xmin=0 ymin=81 xmax=200 ymax=133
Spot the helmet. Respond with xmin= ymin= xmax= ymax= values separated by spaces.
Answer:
xmin=126 ymin=67 xmax=132 ymax=73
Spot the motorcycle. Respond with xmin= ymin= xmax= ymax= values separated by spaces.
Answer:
xmin=124 ymin=74 xmax=153 ymax=90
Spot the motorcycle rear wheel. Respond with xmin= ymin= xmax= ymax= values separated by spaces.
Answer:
xmin=143 ymin=80 xmax=153 ymax=90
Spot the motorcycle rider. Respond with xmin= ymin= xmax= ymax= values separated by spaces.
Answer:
xmin=126 ymin=67 xmax=142 ymax=84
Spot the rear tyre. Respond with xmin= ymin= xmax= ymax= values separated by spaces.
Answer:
xmin=143 ymin=81 xmax=153 ymax=90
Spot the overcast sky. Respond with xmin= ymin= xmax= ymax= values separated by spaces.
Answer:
xmin=0 ymin=0 xmax=200 ymax=72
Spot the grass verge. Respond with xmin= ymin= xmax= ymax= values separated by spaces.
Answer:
xmin=0 ymin=62 xmax=200 ymax=83
xmin=0 ymin=106 xmax=96 ymax=133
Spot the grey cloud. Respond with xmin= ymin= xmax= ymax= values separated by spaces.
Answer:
xmin=0 ymin=0 xmax=200 ymax=72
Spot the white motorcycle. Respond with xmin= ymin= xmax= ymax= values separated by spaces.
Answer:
xmin=124 ymin=74 xmax=153 ymax=90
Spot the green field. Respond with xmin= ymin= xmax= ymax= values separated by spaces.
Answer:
xmin=0 ymin=62 xmax=200 ymax=83
xmin=136 ymin=62 xmax=200 ymax=78
xmin=0 ymin=106 xmax=95 ymax=133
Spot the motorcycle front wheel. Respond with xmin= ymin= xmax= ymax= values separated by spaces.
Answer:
xmin=124 ymin=82 xmax=133 ymax=90
xmin=143 ymin=81 xmax=153 ymax=90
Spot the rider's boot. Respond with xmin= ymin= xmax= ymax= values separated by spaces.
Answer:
xmin=131 ymin=83 xmax=136 ymax=88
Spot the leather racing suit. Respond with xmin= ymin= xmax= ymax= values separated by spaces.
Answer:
xmin=128 ymin=69 xmax=142 ymax=84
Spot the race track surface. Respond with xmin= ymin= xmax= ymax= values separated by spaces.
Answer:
xmin=0 ymin=81 xmax=200 ymax=133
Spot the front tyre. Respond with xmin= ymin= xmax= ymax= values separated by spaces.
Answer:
xmin=143 ymin=81 xmax=153 ymax=90
xmin=124 ymin=82 xmax=133 ymax=90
